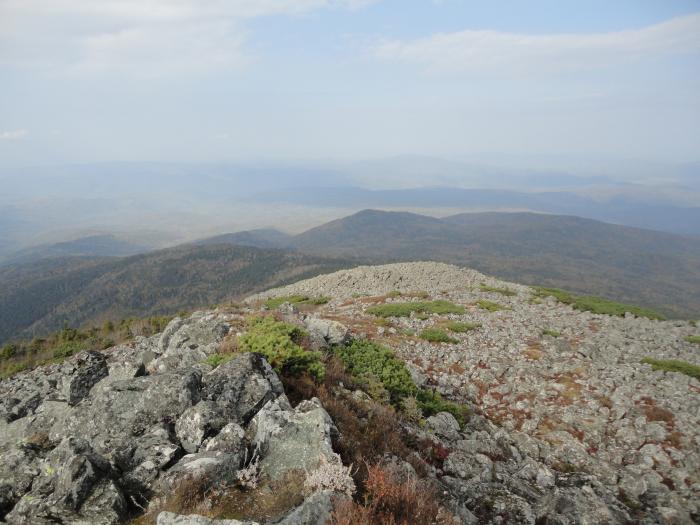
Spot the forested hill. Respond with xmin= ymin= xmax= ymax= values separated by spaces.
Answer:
xmin=0 ymin=244 xmax=354 ymax=343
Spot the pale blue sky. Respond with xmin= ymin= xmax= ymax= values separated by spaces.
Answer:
xmin=1 ymin=0 xmax=699 ymax=169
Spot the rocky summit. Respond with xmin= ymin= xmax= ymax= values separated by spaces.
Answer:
xmin=1 ymin=262 xmax=698 ymax=524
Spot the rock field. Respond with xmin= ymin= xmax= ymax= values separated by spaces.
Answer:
xmin=253 ymin=262 xmax=700 ymax=523
xmin=1 ymin=261 xmax=698 ymax=524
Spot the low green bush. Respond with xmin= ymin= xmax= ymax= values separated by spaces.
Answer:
xmin=52 ymin=340 xmax=90 ymax=359
xmin=542 ymin=329 xmax=561 ymax=338
xmin=238 ymin=316 xmax=325 ymax=381
xmin=366 ymin=300 xmax=465 ymax=318
xmin=264 ymin=295 xmax=330 ymax=309
xmin=204 ymin=353 xmax=236 ymax=368
xmin=641 ymin=357 xmax=700 ymax=380
xmin=419 ymin=328 xmax=457 ymax=344
xmin=480 ymin=284 xmax=516 ymax=297
xmin=333 ymin=339 xmax=469 ymax=427
xmin=0 ymin=343 xmax=17 ymax=361
xmin=1 ymin=314 xmax=177 ymax=379
xmin=444 ymin=321 xmax=480 ymax=333
xmin=416 ymin=389 xmax=469 ymax=427
xmin=477 ymin=300 xmax=507 ymax=312
xmin=685 ymin=335 xmax=700 ymax=345
xmin=534 ymin=287 xmax=665 ymax=320
xmin=334 ymin=340 xmax=416 ymax=404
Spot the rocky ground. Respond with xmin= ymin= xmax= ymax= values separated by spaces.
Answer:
xmin=0 ymin=312 xmax=345 ymax=525
xmin=1 ymin=261 xmax=698 ymax=524
xmin=252 ymin=262 xmax=700 ymax=523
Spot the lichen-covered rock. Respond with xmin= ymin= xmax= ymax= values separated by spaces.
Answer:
xmin=426 ymin=411 xmax=461 ymax=441
xmin=202 ymin=353 xmax=285 ymax=425
xmin=150 ymin=313 xmax=231 ymax=373
xmin=303 ymin=317 xmax=349 ymax=349
xmin=249 ymin=397 xmax=337 ymax=482
xmin=4 ymin=437 xmax=127 ymax=525
xmin=176 ymin=401 xmax=227 ymax=453
xmin=62 ymin=350 xmax=109 ymax=406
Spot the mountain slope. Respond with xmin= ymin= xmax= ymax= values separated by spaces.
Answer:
xmin=291 ymin=210 xmax=700 ymax=318
xmin=0 ymin=244 xmax=354 ymax=343
xmin=0 ymin=234 xmax=151 ymax=266
xmin=192 ymin=228 xmax=292 ymax=249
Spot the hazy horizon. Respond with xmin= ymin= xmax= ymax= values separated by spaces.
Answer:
xmin=1 ymin=1 xmax=699 ymax=253
xmin=2 ymin=1 xmax=699 ymax=168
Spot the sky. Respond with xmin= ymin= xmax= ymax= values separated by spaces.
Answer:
xmin=1 ymin=0 xmax=699 ymax=169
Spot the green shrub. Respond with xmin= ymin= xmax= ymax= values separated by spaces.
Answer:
xmin=205 ymin=353 xmax=236 ymax=368
xmin=641 ymin=358 xmax=700 ymax=380
xmin=477 ymin=300 xmax=507 ymax=312
xmin=0 ymin=361 xmax=28 ymax=378
xmin=52 ymin=340 xmax=89 ymax=359
xmin=444 ymin=321 xmax=480 ymax=333
xmin=685 ymin=335 xmax=700 ymax=345
xmin=333 ymin=340 xmax=469 ymax=427
xmin=534 ymin=287 xmax=665 ymax=320
xmin=264 ymin=295 xmax=330 ymax=309
xmin=334 ymin=340 xmax=417 ymax=404
xmin=1 ymin=343 xmax=18 ymax=361
xmin=419 ymin=328 xmax=457 ymax=344
xmin=366 ymin=300 xmax=465 ymax=318
xmin=480 ymin=284 xmax=516 ymax=297
xmin=416 ymin=389 xmax=469 ymax=427
xmin=542 ymin=329 xmax=561 ymax=338
xmin=238 ymin=316 xmax=325 ymax=381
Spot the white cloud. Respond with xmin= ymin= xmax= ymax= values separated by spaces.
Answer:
xmin=0 ymin=129 xmax=29 ymax=140
xmin=0 ymin=0 xmax=379 ymax=74
xmin=0 ymin=0 xmax=372 ymax=20
xmin=374 ymin=13 xmax=700 ymax=74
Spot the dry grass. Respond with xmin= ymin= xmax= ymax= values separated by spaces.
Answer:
xmin=132 ymin=470 xmax=307 ymax=525
xmin=523 ymin=346 xmax=543 ymax=361
xmin=329 ymin=463 xmax=458 ymax=525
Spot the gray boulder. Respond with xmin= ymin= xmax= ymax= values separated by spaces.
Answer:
xmin=176 ymin=401 xmax=227 ymax=453
xmin=250 ymin=397 xmax=337 ymax=482
xmin=202 ymin=353 xmax=285 ymax=425
xmin=303 ymin=317 xmax=349 ymax=349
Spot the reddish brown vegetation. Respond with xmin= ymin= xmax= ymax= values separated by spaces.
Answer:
xmin=329 ymin=464 xmax=458 ymax=525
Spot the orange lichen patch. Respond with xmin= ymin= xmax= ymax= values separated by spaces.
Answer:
xmin=338 ymin=295 xmax=386 ymax=307
xmin=535 ymin=417 xmax=585 ymax=443
xmin=523 ymin=347 xmax=543 ymax=360
xmin=666 ymin=431 xmax=684 ymax=449
xmin=322 ymin=313 xmax=381 ymax=336
xmin=471 ymin=379 xmax=489 ymax=397
xmin=594 ymin=394 xmax=613 ymax=410
xmin=448 ymin=362 xmax=466 ymax=375
xmin=637 ymin=396 xmax=675 ymax=426
xmin=548 ymin=371 xmax=585 ymax=405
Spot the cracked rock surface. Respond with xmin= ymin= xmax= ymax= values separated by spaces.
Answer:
xmin=0 ymin=312 xmax=342 ymax=525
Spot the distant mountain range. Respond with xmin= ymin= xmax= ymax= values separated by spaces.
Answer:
xmin=254 ymin=186 xmax=700 ymax=237
xmin=2 ymin=210 xmax=699 ymax=344
xmin=0 ymin=234 xmax=151 ymax=266
xmin=221 ymin=210 xmax=700 ymax=319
